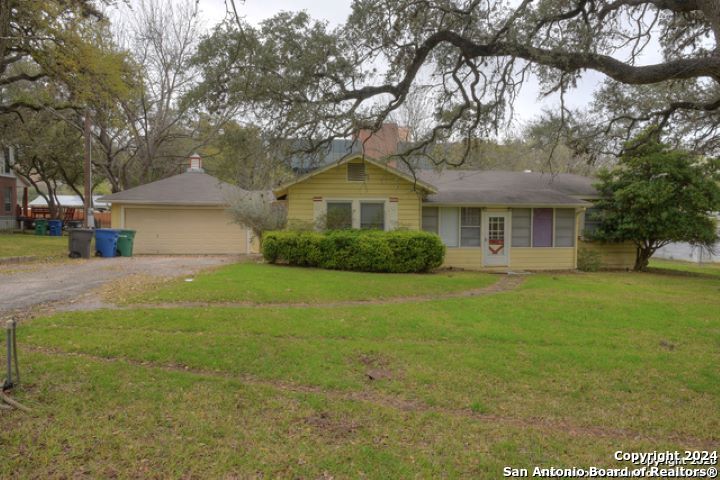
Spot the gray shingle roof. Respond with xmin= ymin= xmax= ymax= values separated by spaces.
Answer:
xmin=417 ymin=170 xmax=596 ymax=206
xmin=98 ymin=171 xmax=244 ymax=205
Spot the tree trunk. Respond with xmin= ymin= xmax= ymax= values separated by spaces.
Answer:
xmin=634 ymin=246 xmax=653 ymax=271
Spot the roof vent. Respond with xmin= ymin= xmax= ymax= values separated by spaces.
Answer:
xmin=347 ymin=162 xmax=366 ymax=182
xmin=188 ymin=153 xmax=204 ymax=173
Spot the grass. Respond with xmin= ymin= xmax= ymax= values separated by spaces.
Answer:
xmin=649 ymin=258 xmax=720 ymax=278
xmin=126 ymin=262 xmax=498 ymax=304
xmin=0 ymin=233 xmax=68 ymax=258
xmin=3 ymin=265 xmax=719 ymax=477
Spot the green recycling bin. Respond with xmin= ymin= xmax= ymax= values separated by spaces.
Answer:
xmin=116 ymin=229 xmax=136 ymax=257
xmin=34 ymin=219 xmax=48 ymax=236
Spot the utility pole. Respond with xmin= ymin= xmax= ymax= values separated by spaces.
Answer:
xmin=83 ymin=110 xmax=94 ymax=228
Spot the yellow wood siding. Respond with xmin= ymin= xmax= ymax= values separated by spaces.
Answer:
xmin=510 ymin=247 xmax=575 ymax=270
xmin=286 ymin=162 xmax=423 ymax=230
xmin=579 ymin=240 xmax=635 ymax=270
xmin=116 ymin=205 xmax=248 ymax=255
xmin=442 ymin=247 xmax=575 ymax=270
xmin=111 ymin=206 xmax=121 ymax=228
xmin=443 ymin=248 xmax=483 ymax=269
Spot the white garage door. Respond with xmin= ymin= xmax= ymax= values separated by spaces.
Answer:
xmin=124 ymin=207 xmax=248 ymax=254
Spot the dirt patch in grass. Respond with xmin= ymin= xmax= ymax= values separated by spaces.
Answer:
xmin=20 ymin=344 xmax=716 ymax=448
xmin=357 ymin=352 xmax=396 ymax=382
xmin=304 ymin=411 xmax=361 ymax=439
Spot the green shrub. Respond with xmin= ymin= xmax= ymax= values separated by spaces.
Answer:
xmin=577 ymin=247 xmax=602 ymax=272
xmin=262 ymin=230 xmax=445 ymax=273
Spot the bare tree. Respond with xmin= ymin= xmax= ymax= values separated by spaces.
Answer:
xmin=115 ymin=0 xmax=209 ymax=185
xmin=389 ymin=85 xmax=435 ymax=142
xmin=225 ymin=190 xmax=287 ymax=244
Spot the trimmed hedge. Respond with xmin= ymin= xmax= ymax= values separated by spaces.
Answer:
xmin=262 ymin=230 xmax=445 ymax=273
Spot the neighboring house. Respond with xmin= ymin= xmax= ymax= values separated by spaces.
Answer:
xmin=28 ymin=195 xmax=110 ymax=211
xmin=654 ymin=214 xmax=720 ymax=263
xmin=0 ymin=146 xmax=31 ymax=231
xmin=273 ymin=155 xmax=635 ymax=270
xmin=100 ymin=154 xmax=256 ymax=255
xmin=289 ymin=123 xmax=418 ymax=173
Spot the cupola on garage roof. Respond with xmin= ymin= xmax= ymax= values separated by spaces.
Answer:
xmin=99 ymin=156 xmax=244 ymax=205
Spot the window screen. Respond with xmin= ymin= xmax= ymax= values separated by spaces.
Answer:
xmin=360 ymin=202 xmax=384 ymax=230
xmin=511 ymin=208 xmax=531 ymax=247
xmin=439 ymin=207 xmax=459 ymax=247
xmin=347 ymin=163 xmax=366 ymax=181
xmin=583 ymin=207 xmax=601 ymax=236
xmin=422 ymin=207 xmax=438 ymax=233
xmin=3 ymin=187 xmax=12 ymax=214
xmin=554 ymin=209 xmax=575 ymax=247
xmin=326 ymin=202 xmax=352 ymax=229
xmin=532 ymin=208 xmax=553 ymax=247
xmin=460 ymin=207 xmax=481 ymax=247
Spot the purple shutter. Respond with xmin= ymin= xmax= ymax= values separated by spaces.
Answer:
xmin=532 ymin=208 xmax=553 ymax=247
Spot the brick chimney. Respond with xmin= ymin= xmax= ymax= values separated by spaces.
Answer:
xmin=356 ymin=123 xmax=407 ymax=167
xmin=187 ymin=153 xmax=204 ymax=172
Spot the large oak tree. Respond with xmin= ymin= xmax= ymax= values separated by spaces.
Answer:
xmin=0 ymin=0 xmax=131 ymax=114
xmin=194 ymin=0 xmax=720 ymax=165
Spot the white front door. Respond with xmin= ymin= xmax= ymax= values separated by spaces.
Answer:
xmin=483 ymin=212 xmax=509 ymax=266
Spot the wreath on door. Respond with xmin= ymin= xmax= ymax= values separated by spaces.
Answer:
xmin=488 ymin=239 xmax=504 ymax=254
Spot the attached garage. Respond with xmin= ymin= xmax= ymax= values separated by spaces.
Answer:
xmin=100 ymin=156 xmax=255 ymax=255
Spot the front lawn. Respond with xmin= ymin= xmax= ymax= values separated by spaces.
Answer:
xmin=0 ymin=233 xmax=68 ymax=259
xmin=3 ymin=267 xmax=718 ymax=477
xmin=126 ymin=262 xmax=497 ymax=304
xmin=649 ymin=257 xmax=720 ymax=278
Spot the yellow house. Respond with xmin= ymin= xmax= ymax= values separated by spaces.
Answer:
xmin=274 ymin=155 xmax=635 ymax=271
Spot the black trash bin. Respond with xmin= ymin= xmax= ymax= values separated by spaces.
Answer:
xmin=68 ymin=229 xmax=94 ymax=259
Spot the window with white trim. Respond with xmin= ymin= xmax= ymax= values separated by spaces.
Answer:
xmin=582 ymin=207 xmax=601 ymax=236
xmin=554 ymin=209 xmax=576 ymax=247
xmin=422 ymin=207 xmax=438 ymax=233
xmin=460 ymin=207 xmax=481 ymax=246
xmin=511 ymin=208 xmax=531 ymax=247
xmin=326 ymin=202 xmax=352 ymax=229
xmin=439 ymin=207 xmax=459 ymax=247
xmin=360 ymin=202 xmax=384 ymax=230
xmin=3 ymin=187 xmax=12 ymax=213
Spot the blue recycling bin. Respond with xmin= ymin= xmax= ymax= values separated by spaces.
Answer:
xmin=95 ymin=229 xmax=121 ymax=257
xmin=48 ymin=219 xmax=63 ymax=236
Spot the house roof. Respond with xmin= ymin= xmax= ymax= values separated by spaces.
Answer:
xmin=273 ymin=154 xmax=438 ymax=197
xmin=417 ymin=170 xmax=596 ymax=207
xmin=99 ymin=171 xmax=244 ymax=206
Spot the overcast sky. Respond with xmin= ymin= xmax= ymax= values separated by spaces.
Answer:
xmin=174 ymin=0 xmax=638 ymax=134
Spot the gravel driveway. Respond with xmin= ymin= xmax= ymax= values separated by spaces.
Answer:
xmin=0 ymin=256 xmax=237 ymax=316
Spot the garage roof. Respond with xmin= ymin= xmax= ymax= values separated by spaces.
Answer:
xmin=99 ymin=171 xmax=244 ymax=206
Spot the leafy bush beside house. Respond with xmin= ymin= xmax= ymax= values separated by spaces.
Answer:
xmin=577 ymin=247 xmax=602 ymax=272
xmin=262 ymin=230 xmax=445 ymax=273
